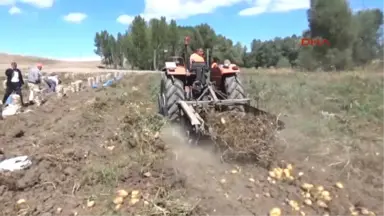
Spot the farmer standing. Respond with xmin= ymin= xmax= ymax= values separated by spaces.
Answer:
xmin=2 ymin=62 xmax=25 ymax=106
xmin=27 ymin=63 xmax=43 ymax=105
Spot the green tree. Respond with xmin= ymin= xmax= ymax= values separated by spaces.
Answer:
xmin=130 ymin=16 xmax=151 ymax=69
xmin=168 ymin=20 xmax=179 ymax=56
xmin=92 ymin=6 xmax=383 ymax=71
xmin=307 ymin=0 xmax=355 ymax=70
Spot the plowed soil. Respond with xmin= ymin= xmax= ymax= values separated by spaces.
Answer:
xmin=0 ymin=73 xmax=382 ymax=216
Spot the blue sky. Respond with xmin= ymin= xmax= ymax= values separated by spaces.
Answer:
xmin=0 ymin=0 xmax=382 ymax=61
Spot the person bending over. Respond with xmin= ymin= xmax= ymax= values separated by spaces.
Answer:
xmin=44 ymin=74 xmax=61 ymax=93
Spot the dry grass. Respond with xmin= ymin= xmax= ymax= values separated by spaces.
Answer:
xmin=241 ymin=70 xmax=383 ymax=182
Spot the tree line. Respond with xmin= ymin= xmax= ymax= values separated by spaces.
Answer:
xmin=93 ymin=0 xmax=383 ymax=71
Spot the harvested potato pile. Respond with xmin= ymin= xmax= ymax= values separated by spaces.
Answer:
xmin=204 ymin=111 xmax=279 ymax=168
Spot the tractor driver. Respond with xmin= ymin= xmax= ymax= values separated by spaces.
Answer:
xmin=189 ymin=48 xmax=205 ymax=66
xmin=187 ymin=48 xmax=206 ymax=94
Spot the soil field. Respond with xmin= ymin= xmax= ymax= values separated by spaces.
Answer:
xmin=0 ymin=70 xmax=382 ymax=216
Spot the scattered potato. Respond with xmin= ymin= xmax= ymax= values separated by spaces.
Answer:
xmin=321 ymin=191 xmax=330 ymax=197
xmin=249 ymin=178 xmax=255 ymax=182
xmin=273 ymin=168 xmax=283 ymax=179
xmin=269 ymin=207 xmax=281 ymax=216
xmin=320 ymin=190 xmax=332 ymax=201
xmin=117 ymin=189 xmax=129 ymax=198
xmin=298 ymin=172 xmax=304 ymax=176
xmin=16 ymin=199 xmax=26 ymax=205
xmin=301 ymin=183 xmax=314 ymax=191
xmin=220 ymin=178 xmax=226 ymax=184
xmin=231 ymin=169 xmax=238 ymax=174
xmin=335 ymin=182 xmax=344 ymax=189
xmin=263 ymin=192 xmax=271 ymax=197
xmin=130 ymin=198 xmax=140 ymax=205
xmin=316 ymin=200 xmax=328 ymax=208
xmin=56 ymin=208 xmax=62 ymax=213
xmin=106 ymin=146 xmax=115 ymax=151
xmin=113 ymin=197 xmax=124 ymax=205
xmin=288 ymin=200 xmax=300 ymax=211
xmin=220 ymin=117 xmax=226 ymax=124
xmin=115 ymin=204 xmax=121 ymax=210
xmin=283 ymin=169 xmax=291 ymax=177
xmin=269 ymin=171 xmax=276 ymax=178
xmin=323 ymin=195 xmax=332 ymax=201
xmin=87 ymin=200 xmax=95 ymax=208
xmin=304 ymin=199 xmax=312 ymax=206
xmin=287 ymin=176 xmax=294 ymax=181
xmin=361 ymin=208 xmax=370 ymax=215
xmin=317 ymin=186 xmax=324 ymax=192
xmin=131 ymin=190 xmax=140 ymax=198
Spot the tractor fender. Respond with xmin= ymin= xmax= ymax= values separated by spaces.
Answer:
xmin=162 ymin=66 xmax=187 ymax=76
xmin=219 ymin=64 xmax=240 ymax=74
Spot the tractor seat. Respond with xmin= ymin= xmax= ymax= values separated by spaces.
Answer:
xmin=190 ymin=62 xmax=207 ymax=73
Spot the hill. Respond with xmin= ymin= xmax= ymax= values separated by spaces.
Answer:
xmin=0 ymin=53 xmax=100 ymax=69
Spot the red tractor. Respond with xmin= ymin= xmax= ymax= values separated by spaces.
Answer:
xmin=157 ymin=36 xmax=281 ymax=135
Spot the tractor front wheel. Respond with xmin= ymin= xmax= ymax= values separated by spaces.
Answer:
xmin=224 ymin=75 xmax=246 ymax=112
xmin=158 ymin=74 xmax=185 ymax=121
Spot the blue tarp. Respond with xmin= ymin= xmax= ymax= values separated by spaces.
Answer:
xmin=102 ymin=79 xmax=114 ymax=87
xmin=5 ymin=95 xmax=12 ymax=105
xmin=92 ymin=76 xmax=123 ymax=89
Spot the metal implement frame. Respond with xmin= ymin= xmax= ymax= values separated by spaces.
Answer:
xmin=176 ymin=83 xmax=250 ymax=130
xmin=176 ymin=84 xmax=285 ymax=131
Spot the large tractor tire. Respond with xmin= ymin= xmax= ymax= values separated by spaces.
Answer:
xmin=224 ymin=75 xmax=246 ymax=112
xmin=158 ymin=74 xmax=185 ymax=121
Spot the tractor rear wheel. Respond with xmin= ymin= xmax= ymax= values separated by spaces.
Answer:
xmin=224 ymin=75 xmax=246 ymax=112
xmin=158 ymin=74 xmax=185 ymax=121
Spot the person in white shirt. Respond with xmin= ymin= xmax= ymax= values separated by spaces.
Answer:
xmin=2 ymin=62 xmax=25 ymax=106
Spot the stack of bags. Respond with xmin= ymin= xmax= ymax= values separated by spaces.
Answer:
xmin=2 ymin=94 xmax=22 ymax=117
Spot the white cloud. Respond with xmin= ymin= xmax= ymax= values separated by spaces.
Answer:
xmin=140 ymin=0 xmax=309 ymax=20
xmin=9 ymin=5 xmax=21 ymax=14
xmin=0 ymin=0 xmax=54 ymax=7
xmin=116 ymin=14 xmax=134 ymax=25
xmin=63 ymin=12 xmax=87 ymax=24
xmin=141 ymin=0 xmax=243 ymax=20
xmin=19 ymin=0 xmax=54 ymax=8
xmin=239 ymin=0 xmax=309 ymax=16
xmin=0 ymin=0 xmax=15 ymax=5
